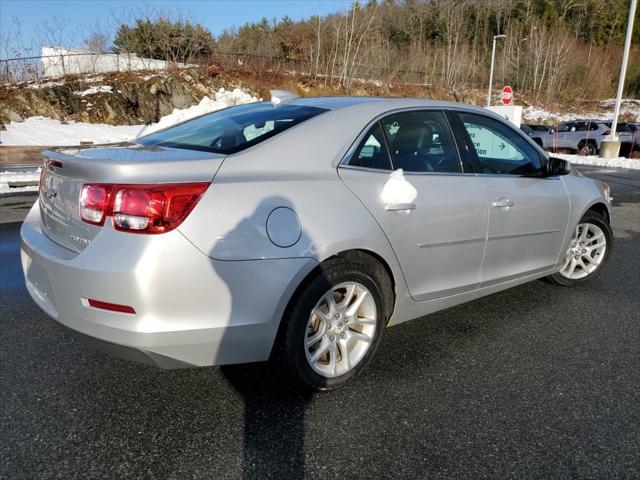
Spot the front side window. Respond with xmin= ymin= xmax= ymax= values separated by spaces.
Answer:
xmin=457 ymin=112 xmax=543 ymax=176
xmin=557 ymin=123 xmax=572 ymax=133
xmin=138 ymin=103 xmax=327 ymax=154
xmin=349 ymin=122 xmax=392 ymax=170
xmin=380 ymin=111 xmax=461 ymax=173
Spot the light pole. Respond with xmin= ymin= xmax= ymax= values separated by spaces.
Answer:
xmin=600 ymin=0 xmax=637 ymax=158
xmin=486 ymin=34 xmax=506 ymax=106
xmin=611 ymin=0 xmax=637 ymax=138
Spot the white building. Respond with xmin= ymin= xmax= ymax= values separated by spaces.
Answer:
xmin=40 ymin=46 xmax=189 ymax=77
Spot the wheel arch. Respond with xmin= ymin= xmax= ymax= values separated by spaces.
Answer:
xmin=585 ymin=201 xmax=610 ymax=224
xmin=270 ymin=248 xmax=398 ymax=358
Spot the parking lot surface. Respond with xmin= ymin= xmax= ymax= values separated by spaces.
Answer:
xmin=1 ymin=167 xmax=639 ymax=479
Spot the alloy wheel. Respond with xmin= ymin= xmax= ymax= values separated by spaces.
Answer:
xmin=304 ymin=282 xmax=377 ymax=378
xmin=560 ymin=222 xmax=607 ymax=280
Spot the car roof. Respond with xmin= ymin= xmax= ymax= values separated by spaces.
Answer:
xmin=568 ymin=119 xmax=611 ymax=123
xmin=287 ymin=95 xmax=478 ymax=112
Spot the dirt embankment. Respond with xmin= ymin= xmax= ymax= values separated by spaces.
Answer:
xmin=0 ymin=69 xmax=258 ymax=127
xmin=0 ymin=67 xmax=486 ymax=129
xmin=1 ymin=66 xmax=635 ymax=129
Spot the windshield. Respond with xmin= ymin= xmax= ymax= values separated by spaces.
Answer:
xmin=138 ymin=102 xmax=327 ymax=154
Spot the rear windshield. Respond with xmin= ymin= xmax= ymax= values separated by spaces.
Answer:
xmin=138 ymin=102 xmax=327 ymax=154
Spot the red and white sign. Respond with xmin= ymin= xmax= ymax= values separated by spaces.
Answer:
xmin=501 ymin=86 xmax=513 ymax=105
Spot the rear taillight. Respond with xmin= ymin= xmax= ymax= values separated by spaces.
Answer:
xmin=603 ymin=130 xmax=611 ymax=136
xmin=79 ymin=182 xmax=209 ymax=234
xmin=80 ymin=183 xmax=113 ymax=226
xmin=38 ymin=168 xmax=45 ymax=194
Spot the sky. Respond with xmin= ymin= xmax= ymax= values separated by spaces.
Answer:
xmin=0 ymin=0 xmax=348 ymax=58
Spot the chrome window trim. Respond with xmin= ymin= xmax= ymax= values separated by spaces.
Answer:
xmin=339 ymin=163 xmax=476 ymax=177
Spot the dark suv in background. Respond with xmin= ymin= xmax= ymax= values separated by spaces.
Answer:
xmin=618 ymin=122 xmax=640 ymax=157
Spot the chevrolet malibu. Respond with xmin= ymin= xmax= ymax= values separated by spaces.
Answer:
xmin=21 ymin=95 xmax=613 ymax=390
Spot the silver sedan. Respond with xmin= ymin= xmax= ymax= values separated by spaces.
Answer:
xmin=21 ymin=95 xmax=613 ymax=390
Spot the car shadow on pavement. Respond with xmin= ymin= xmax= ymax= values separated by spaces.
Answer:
xmin=212 ymin=196 xmax=316 ymax=479
xmin=220 ymin=364 xmax=312 ymax=480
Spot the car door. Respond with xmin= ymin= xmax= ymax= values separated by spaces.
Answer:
xmin=339 ymin=110 xmax=488 ymax=301
xmin=555 ymin=122 xmax=573 ymax=150
xmin=453 ymin=111 xmax=570 ymax=286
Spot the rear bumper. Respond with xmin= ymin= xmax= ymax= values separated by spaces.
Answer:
xmin=21 ymin=202 xmax=317 ymax=367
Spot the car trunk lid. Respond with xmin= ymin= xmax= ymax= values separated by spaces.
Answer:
xmin=39 ymin=143 xmax=225 ymax=253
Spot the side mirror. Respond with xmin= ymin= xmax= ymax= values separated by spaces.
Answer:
xmin=547 ymin=157 xmax=571 ymax=176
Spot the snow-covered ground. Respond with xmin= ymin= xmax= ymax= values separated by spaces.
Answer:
xmin=0 ymin=117 xmax=143 ymax=146
xmin=0 ymin=168 xmax=40 ymax=194
xmin=75 ymin=85 xmax=113 ymax=96
xmin=0 ymin=88 xmax=260 ymax=147
xmin=555 ymin=153 xmax=640 ymax=170
xmin=524 ymin=99 xmax=640 ymax=124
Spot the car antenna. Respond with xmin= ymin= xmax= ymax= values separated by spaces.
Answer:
xmin=270 ymin=90 xmax=299 ymax=106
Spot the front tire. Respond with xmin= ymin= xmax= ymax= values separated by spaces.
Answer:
xmin=275 ymin=255 xmax=392 ymax=391
xmin=547 ymin=211 xmax=612 ymax=287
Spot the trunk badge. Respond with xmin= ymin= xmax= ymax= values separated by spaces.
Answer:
xmin=43 ymin=176 xmax=57 ymax=199
xmin=70 ymin=234 xmax=90 ymax=246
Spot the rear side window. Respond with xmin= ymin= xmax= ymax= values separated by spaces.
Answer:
xmin=349 ymin=122 xmax=392 ymax=170
xmin=138 ymin=103 xmax=327 ymax=154
xmin=457 ymin=112 xmax=543 ymax=176
xmin=380 ymin=111 xmax=461 ymax=173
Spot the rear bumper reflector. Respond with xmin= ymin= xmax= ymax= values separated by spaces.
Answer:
xmin=87 ymin=299 xmax=136 ymax=314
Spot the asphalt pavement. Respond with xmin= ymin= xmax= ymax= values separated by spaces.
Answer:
xmin=1 ymin=167 xmax=639 ymax=479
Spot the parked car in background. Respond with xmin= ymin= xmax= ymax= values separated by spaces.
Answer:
xmin=529 ymin=120 xmax=612 ymax=155
xmin=520 ymin=124 xmax=551 ymax=135
xmin=618 ymin=122 xmax=640 ymax=157
xmin=21 ymin=96 xmax=613 ymax=390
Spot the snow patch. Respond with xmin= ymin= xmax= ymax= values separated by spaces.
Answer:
xmin=75 ymin=85 xmax=113 ymax=96
xmin=0 ymin=117 xmax=143 ymax=146
xmin=137 ymin=88 xmax=260 ymax=136
xmin=26 ymin=80 xmax=64 ymax=90
xmin=0 ymin=88 xmax=259 ymax=146
xmin=524 ymin=100 xmax=640 ymax=124
xmin=554 ymin=153 xmax=640 ymax=170
xmin=0 ymin=168 xmax=41 ymax=194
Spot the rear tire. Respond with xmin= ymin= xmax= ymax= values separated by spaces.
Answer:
xmin=546 ymin=211 xmax=612 ymax=287
xmin=578 ymin=140 xmax=597 ymax=156
xmin=274 ymin=254 xmax=392 ymax=391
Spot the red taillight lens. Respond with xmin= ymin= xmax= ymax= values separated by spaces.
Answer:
xmin=79 ymin=183 xmax=113 ymax=226
xmin=603 ymin=130 xmax=611 ymax=136
xmin=79 ymin=182 xmax=209 ymax=234
xmin=38 ymin=168 xmax=45 ymax=194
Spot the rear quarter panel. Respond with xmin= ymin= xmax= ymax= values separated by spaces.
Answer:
xmin=177 ymin=104 xmax=410 ymax=305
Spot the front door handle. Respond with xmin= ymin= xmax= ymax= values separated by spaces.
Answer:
xmin=385 ymin=202 xmax=416 ymax=212
xmin=491 ymin=198 xmax=513 ymax=209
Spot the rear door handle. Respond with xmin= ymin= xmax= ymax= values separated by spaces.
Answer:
xmin=385 ymin=202 xmax=416 ymax=212
xmin=491 ymin=198 xmax=513 ymax=208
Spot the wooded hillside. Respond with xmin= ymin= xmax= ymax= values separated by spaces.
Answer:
xmin=214 ymin=0 xmax=639 ymax=101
